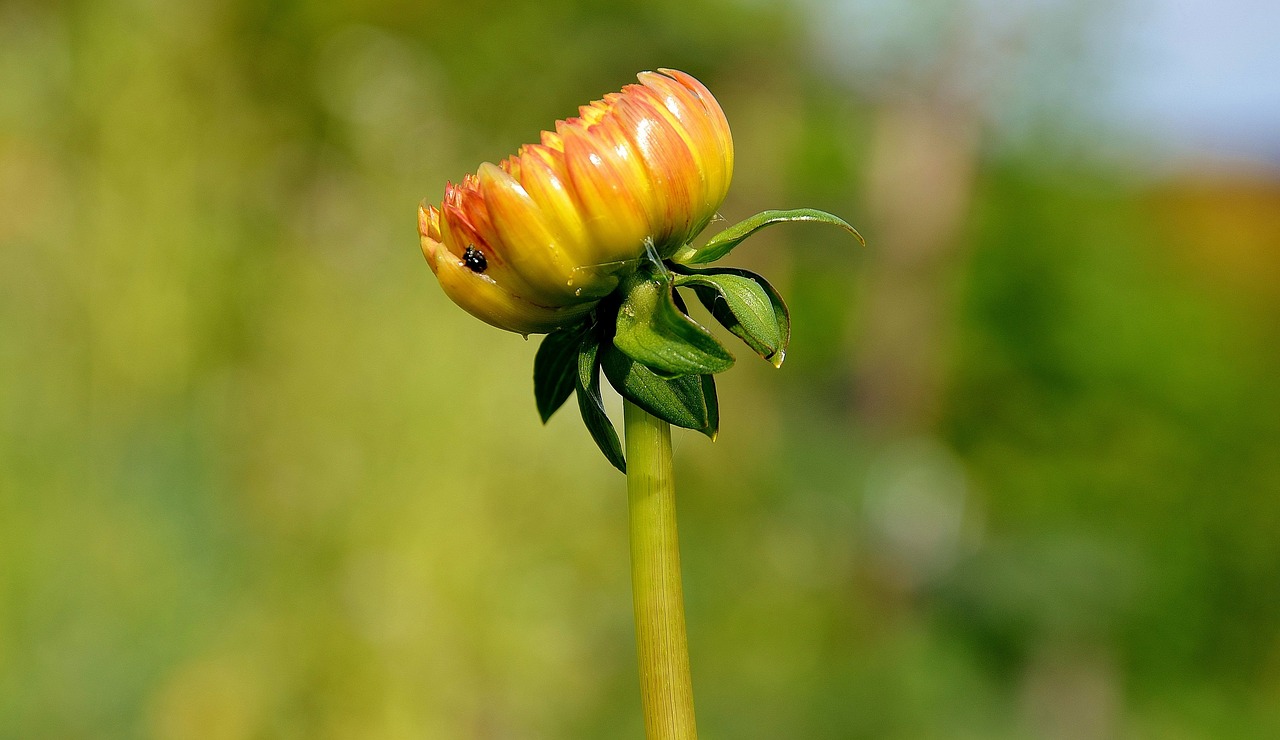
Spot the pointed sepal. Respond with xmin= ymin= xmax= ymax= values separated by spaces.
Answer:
xmin=673 ymin=266 xmax=791 ymax=367
xmin=700 ymin=372 xmax=719 ymax=440
xmin=671 ymin=208 xmax=864 ymax=265
xmin=613 ymin=265 xmax=734 ymax=377
xmin=534 ymin=322 xmax=590 ymax=422
xmin=575 ymin=331 xmax=626 ymax=473
xmin=601 ymin=343 xmax=716 ymax=437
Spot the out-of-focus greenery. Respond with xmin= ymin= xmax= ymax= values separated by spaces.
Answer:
xmin=3 ymin=0 xmax=1278 ymax=738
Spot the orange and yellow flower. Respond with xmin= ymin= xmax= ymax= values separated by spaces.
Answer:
xmin=418 ymin=69 xmax=734 ymax=335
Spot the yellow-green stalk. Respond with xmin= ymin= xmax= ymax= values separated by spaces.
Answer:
xmin=625 ymin=399 xmax=697 ymax=739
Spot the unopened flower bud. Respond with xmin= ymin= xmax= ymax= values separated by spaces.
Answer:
xmin=419 ymin=69 xmax=733 ymax=335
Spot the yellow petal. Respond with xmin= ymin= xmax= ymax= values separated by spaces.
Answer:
xmin=418 ymin=201 xmax=442 ymax=243
xmin=517 ymin=145 xmax=592 ymax=263
xmin=419 ymin=204 xmax=445 ymax=265
xmin=660 ymin=68 xmax=734 ymax=197
xmin=479 ymin=162 xmax=605 ymax=301
xmin=561 ymin=119 xmax=652 ymax=267
xmin=540 ymin=130 xmax=564 ymax=152
xmin=440 ymin=177 xmax=558 ymax=305
xmin=611 ymin=90 xmax=701 ymax=249
xmin=499 ymin=154 xmax=522 ymax=180
xmin=422 ymin=229 xmax=594 ymax=335
xmin=636 ymin=71 xmax=731 ymax=231
xmin=592 ymin=113 xmax=663 ymax=228
xmin=578 ymin=99 xmax=611 ymax=127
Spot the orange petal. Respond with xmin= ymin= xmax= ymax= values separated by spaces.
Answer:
xmin=478 ymin=162 xmax=592 ymax=301
xmin=611 ymin=89 xmax=701 ymax=249
xmin=518 ymin=145 xmax=592 ymax=263
xmin=439 ymin=182 xmax=553 ymax=305
xmin=660 ymin=68 xmax=734 ymax=192
xmin=561 ymin=119 xmax=652 ymax=266
xmin=589 ymin=114 xmax=662 ymax=229
xmin=540 ymin=130 xmax=564 ymax=152
xmin=499 ymin=154 xmax=522 ymax=180
xmin=423 ymin=231 xmax=594 ymax=335
xmin=637 ymin=71 xmax=731 ymax=229
xmin=418 ymin=201 xmax=443 ymax=243
xmin=579 ymin=99 xmax=611 ymax=127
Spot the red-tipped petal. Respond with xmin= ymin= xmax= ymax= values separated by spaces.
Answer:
xmin=478 ymin=162 xmax=592 ymax=302
xmin=561 ymin=120 xmax=652 ymax=266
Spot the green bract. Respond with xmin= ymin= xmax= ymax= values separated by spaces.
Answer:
xmin=533 ymin=209 xmax=861 ymax=472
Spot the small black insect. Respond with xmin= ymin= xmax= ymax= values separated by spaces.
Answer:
xmin=463 ymin=245 xmax=487 ymax=273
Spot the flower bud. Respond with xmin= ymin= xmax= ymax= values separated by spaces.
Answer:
xmin=419 ymin=69 xmax=734 ymax=335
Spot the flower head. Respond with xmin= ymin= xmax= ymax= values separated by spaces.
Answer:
xmin=419 ymin=69 xmax=734 ymax=335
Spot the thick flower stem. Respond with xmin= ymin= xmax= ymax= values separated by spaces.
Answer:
xmin=624 ymin=399 xmax=698 ymax=740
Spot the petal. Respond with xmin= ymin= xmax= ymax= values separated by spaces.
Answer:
xmin=659 ymin=68 xmax=734 ymax=195
xmin=624 ymin=83 xmax=716 ymax=227
xmin=479 ymin=162 xmax=605 ymax=301
xmin=439 ymin=185 xmax=553 ymax=305
xmin=561 ymin=119 xmax=652 ymax=267
xmin=423 ymin=230 xmax=594 ymax=335
xmin=540 ymin=130 xmax=564 ymax=152
xmin=419 ymin=203 xmax=446 ymax=265
xmin=579 ymin=99 xmax=611 ymax=126
xmin=517 ymin=145 xmax=592 ymax=263
xmin=611 ymin=89 xmax=702 ymax=248
xmin=499 ymin=154 xmax=522 ymax=180
xmin=589 ymin=114 xmax=663 ymax=229
xmin=438 ymin=183 xmax=496 ymax=261
xmin=627 ymin=81 xmax=718 ymax=236
xmin=637 ymin=71 xmax=731 ymax=230
xmin=418 ymin=201 xmax=443 ymax=243
xmin=516 ymin=147 xmax=627 ymax=296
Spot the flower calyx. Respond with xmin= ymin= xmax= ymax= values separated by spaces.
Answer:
xmin=534 ymin=208 xmax=861 ymax=472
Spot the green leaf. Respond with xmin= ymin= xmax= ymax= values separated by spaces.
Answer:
xmin=672 ymin=208 xmax=865 ymax=265
xmin=673 ymin=266 xmax=791 ymax=367
xmin=701 ymin=373 xmax=719 ymax=441
xmin=600 ymin=343 xmax=711 ymax=434
xmin=672 ymin=286 xmax=721 ymax=437
xmin=613 ymin=267 xmax=734 ymax=377
xmin=575 ymin=332 xmax=626 ymax=473
xmin=534 ymin=323 xmax=588 ymax=423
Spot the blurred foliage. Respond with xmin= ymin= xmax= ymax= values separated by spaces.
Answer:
xmin=2 ymin=0 xmax=1279 ymax=738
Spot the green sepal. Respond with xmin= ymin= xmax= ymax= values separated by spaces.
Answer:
xmin=701 ymin=372 xmax=720 ymax=441
xmin=672 ymin=208 xmax=865 ymax=265
xmin=613 ymin=265 xmax=734 ymax=377
xmin=534 ymin=322 xmax=589 ymax=423
xmin=673 ymin=267 xmax=790 ymax=367
xmin=601 ymin=343 xmax=715 ymax=437
xmin=575 ymin=331 xmax=626 ymax=473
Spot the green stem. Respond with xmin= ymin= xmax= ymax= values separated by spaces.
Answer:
xmin=624 ymin=398 xmax=698 ymax=739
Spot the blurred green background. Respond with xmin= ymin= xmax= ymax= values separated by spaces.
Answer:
xmin=3 ymin=0 xmax=1279 ymax=737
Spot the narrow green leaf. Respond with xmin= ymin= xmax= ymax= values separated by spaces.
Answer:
xmin=613 ymin=267 xmax=734 ymax=376
xmin=574 ymin=333 xmax=625 ymax=473
xmin=672 ymin=208 xmax=865 ymax=265
xmin=673 ymin=266 xmax=791 ymax=367
xmin=700 ymin=373 xmax=719 ymax=440
xmin=534 ymin=323 xmax=588 ymax=423
xmin=601 ymin=344 xmax=710 ymax=432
